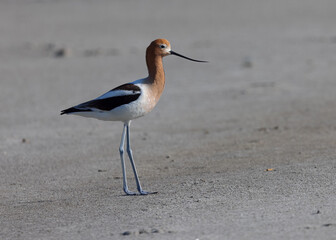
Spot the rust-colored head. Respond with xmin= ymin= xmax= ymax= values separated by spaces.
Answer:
xmin=146 ymin=39 xmax=172 ymax=58
xmin=147 ymin=38 xmax=208 ymax=62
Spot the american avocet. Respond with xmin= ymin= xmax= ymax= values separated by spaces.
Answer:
xmin=61 ymin=39 xmax=207 ymax=195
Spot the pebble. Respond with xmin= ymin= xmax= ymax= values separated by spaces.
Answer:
xmin=139 ymin=229 xmax=148 ymax=234
xmin=151 ymin=228 xmax=160 ymax=233
xmin=54 ymin=48 xmax=71 ymax=58
xmin=121 ymin=231 xmax=131 ymax=236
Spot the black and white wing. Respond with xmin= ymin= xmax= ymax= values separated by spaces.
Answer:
xmin=61 ymin=83 xmax=141 ymax=115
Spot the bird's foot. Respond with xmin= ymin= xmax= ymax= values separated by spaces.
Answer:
xmin=138 ymin=190 xmax=158 ymax=195
xmin=124 ymin=188 xmax=137 ymax=195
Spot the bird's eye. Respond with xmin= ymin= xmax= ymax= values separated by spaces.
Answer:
xmin=159 ymin=44 xmax=166 ymax=49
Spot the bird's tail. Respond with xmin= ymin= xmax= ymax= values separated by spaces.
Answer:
xmin=60 ymin=107 xmax=92 ymax=115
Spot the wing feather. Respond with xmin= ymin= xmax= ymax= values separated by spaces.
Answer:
xmin=61 ymin=83 xmax=141 ymax=114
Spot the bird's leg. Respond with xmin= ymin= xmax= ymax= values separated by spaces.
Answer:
xmin=119 ymin=123 xmax=136 ymax=195
xmin=126 ymin=121 xmax=157 ymax=195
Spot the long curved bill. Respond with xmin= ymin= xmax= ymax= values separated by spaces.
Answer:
xmin=170 ymin=50 xmax=208 ymax=63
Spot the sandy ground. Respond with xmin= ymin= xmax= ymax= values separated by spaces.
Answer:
xmin=1 ymin=0 xmax=336 ymax=239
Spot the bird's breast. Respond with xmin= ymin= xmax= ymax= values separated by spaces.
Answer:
xmin=138 ymin=84 xmax=162 ymax=114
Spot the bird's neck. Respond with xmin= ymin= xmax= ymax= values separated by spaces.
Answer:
xmin=145 ymin=54 xmax=165 ymax=97
xmin=146 ymin=55 xmax=165 ymax=82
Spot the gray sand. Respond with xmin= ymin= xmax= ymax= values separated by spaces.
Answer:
xmin=1 ymin=0 xmax=336 ymax=239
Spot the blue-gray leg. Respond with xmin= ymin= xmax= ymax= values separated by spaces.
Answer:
xmin=126 ymin=121 xmax=157 ymax=195
xmin=119 ymin=123 xmax=136 ymax=195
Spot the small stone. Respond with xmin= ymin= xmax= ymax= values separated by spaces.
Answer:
xmin=151 ymin=228 xmax=160 ymax=233
xmin=312 ymin=210 xmax=320 ymax=215
xmin=121 ymin=231 xmax=132 ymax=236
xmin=54 ymin=48 xmax=70 ymax=58
xmin=138 ymin=229 xmax=148 ymax=234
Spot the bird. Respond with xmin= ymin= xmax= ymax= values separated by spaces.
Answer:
xmin=61 ymin=39 xmax=207 ymax=195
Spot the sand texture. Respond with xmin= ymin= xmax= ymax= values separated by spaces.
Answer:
xmin=1 ymin=0 xmax=336 ymax=239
